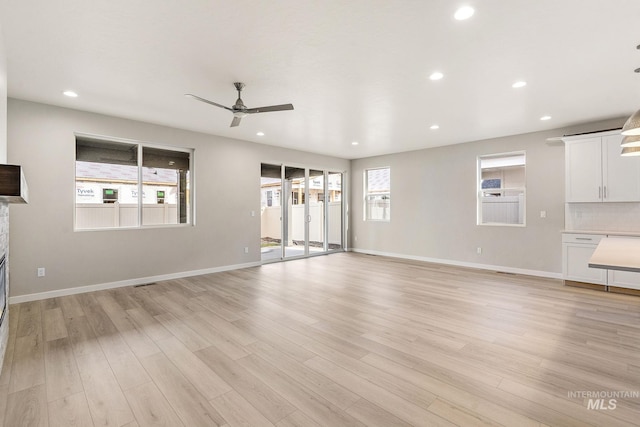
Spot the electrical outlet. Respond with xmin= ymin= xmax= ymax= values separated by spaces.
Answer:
xmin=250 ymin=210 xmax=255 ymax=217
xmin=477 ymin=247 xmax=482 ymax=254
xmin=540 ymin=210 xmax=547 ymax=218
xmin=244 ymin=247 xmax=249 ymax=254
xmin=37 ymin=267 xmax=45 ymax=277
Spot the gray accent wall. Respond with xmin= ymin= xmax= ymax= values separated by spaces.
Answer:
xmin=7 ymin=99 xmax=349 ymax=298
xmin=351 ymin=118 xmax=626 ymax=276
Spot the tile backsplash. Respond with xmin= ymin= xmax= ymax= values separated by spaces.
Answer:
xmin=565 ymin=203 xmax=640 ymax=232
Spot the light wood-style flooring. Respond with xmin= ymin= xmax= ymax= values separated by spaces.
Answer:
xmin=1 ymin=252 xmax=639 ymax=426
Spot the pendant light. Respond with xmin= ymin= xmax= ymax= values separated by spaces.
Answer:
xmin=620 ymin=135 xmax=640 ymax=155
xmin=622 ymin=45 xmax=640 ymax=136
xmin=620 ymin=134 xmax=640 ymax=147
xmin=622 ymin=109 xmax=640 ymax=136
xmin=621 ymin=146 xmax=640 ymax=156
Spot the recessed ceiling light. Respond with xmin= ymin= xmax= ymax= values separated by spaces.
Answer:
xmin=454 ymin=6 xmax=475 ymax=20
xmin=540 ymin=115 xmax=552 ymax=121
xmin=512 ymin=81 xmax=527 ymax=88
xmin=351 ymin=141 xmax=359 ymax=146
xmin=430 ymin=124 xmax=440 ymax=130
xmin=429 ymin=72 xmax=444 ymax=81
xmin=256 ymin=131 xmax=265 ymax=136
xmin=63 ymin=90 xmax=78 ymax=98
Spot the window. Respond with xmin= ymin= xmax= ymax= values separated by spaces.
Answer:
xmin=75 ymin=135 xmax=193 ymax=230
xmin=478 ymin=152 xmax=525 ymax=226
xmin=291 ymin=190 xmax=306 ymax=205
xmin=364 ymin=167 xmax=390 ymax=221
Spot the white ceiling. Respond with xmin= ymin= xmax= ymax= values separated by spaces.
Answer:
xmin=2 ymin=0 xmax=640 ymax=159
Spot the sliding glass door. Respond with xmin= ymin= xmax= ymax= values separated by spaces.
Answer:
xmin=283 ymin=166 xmax=306 ymax=259
xmin=308 ymin=169 xmax=325 ymax=255
xmin=260 ymin=164 xmax=283 ymax=262
xmin=327 ymin=171 xmax=343 ymax=252
xmin=260 ymin=164 xmax=344 ymax=262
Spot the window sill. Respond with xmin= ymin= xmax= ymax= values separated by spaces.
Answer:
xmin=478 ymin=222 xmax=526 ymax=227
xmin=74 ymin=223 xmax=193 ymax=232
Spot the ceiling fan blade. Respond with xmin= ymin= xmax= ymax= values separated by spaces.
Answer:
xmin=185 ymin=94 xmax=233 ymax=111
xmin=230 ymin=116 xmax=242 ymax=127
xmin=246 ymin=104 xmax=294 ymax=114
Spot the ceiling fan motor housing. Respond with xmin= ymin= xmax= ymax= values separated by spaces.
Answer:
xmin=233 ymin=82 xmax=247 ymax=111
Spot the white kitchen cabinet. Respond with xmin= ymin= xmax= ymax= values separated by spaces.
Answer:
xmin=565 ymin=132 xmax=640 ymax=202
xmin=562 ymin=234 xmax=606 ymax=284
xmin=608 ymin=270 xmax=640 ymax=290
xmin=604 ymin=236 xmax=640 ymax=290
xmin=602 ymin=135 xmax=640 ymax=201
xmin=563 ymin=233 xmax=640 ymax=289
xmin=565 ymin=137 xmax=602 ymax=202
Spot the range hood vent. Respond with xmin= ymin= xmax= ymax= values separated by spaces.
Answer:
xmin=0 ymin=165 xmax=28 ymax=203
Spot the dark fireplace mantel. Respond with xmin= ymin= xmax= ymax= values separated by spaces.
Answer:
xmin=0 ymin=164 xmax=28 ymax=203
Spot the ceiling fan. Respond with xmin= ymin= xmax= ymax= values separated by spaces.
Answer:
xmin=185 ymin=82 xmax=294 ymax=127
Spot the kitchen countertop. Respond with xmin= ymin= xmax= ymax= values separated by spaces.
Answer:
xmin=589 ymin=237 xmax=640 ymax=272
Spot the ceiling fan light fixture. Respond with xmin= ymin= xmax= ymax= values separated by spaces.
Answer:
xmin=621 ymin=108 xmax=640 ymax=136
xmin=621 ymin=146 xmax=640 ymax=156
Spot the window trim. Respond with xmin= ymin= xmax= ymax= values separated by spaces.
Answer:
xmin=477 ymin=151 xmax=526 ymax=227
xmin=363 ymin=166 xmax=391 ymax=222
xmin=74 ymin=132 xmax=195 ymax=231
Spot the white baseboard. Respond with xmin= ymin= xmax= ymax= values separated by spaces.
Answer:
xmin=9 ymin=261 xmax=262 ymax=304
xmin=9 ymin=250 xmax=562 ymax=304
xmin=351 ymin=248 xmax=563 ymax=280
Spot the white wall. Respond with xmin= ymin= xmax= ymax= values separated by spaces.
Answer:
xmin=7 ymin=99 xmax=349 ymax=299
xmin=0 ymin=26 xmax=5 ymax=164
xmin=0 ymin=24 xmax=8 ymax=376
xmin=350 ymin=118 xmax=626 ymax=276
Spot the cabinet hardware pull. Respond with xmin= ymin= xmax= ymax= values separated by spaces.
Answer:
xmin=576 ymin=237 xmax=593 ymax=241
xmin=599 ymin=186 xmax=602 ymax=199
xmin=604 ymin=186 xmax=607 ymax=199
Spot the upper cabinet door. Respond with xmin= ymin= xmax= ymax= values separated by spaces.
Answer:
xmin=565 ymin=137 xmax=603 ymax=202
xmin=602 ymin=135 xmax=640 ymax=202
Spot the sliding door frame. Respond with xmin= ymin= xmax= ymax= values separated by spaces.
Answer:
xmin=260 ymin=162 xmax=347 ymax=264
